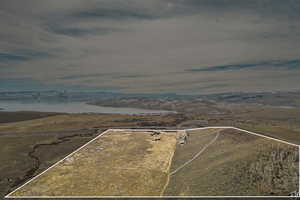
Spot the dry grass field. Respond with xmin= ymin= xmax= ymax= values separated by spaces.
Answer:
xmin=0 ymin=111 xmax=61 ymax=124
xmin=0 ymin=113 xmax=180 ymax=198
xmin=0 ymin=129 xmax=97 ymax=198
xmin=189 ymin=106 xmax=300 ymax=145
xmin=10 ymin=130 xmax=177 ymax=196
xmin=7 ymin=128 xmax=298 ymax=197
xmin=0 ymin=113 xmax=179 ymax=133
xmin=164 ymin=128 xmax=299 ymax=196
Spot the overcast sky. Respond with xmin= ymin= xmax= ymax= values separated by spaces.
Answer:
xmin=1 ymin=0 xmax=300 ymax=94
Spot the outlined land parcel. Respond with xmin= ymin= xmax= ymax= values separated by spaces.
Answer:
xmin=6 ymin=127 xmax=299 ymax=198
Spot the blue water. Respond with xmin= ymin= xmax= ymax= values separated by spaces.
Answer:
xmin=0 ymin=101 xmax=174 ymax=114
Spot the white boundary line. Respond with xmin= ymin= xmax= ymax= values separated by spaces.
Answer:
xmin=5 ymin=126 xmax=300 ymax=199
xmin=231 ymin=127 xmax=299 ymax=147
xmin=5 ymin=129 xmax=112 ymax=199
xmin=4 ymin=195 xmax=300 ymax=198
xmin=121 ymin=126 xmax=299 ymax=147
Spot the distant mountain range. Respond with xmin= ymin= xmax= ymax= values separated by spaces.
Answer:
xmin=1 ymin=90 xmax=300 ymax=108
xmin=0 ymin=90 xmax=192 ymax=103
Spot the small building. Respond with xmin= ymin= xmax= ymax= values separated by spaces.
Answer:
xmin=177 ymin=131 xmax=188 ymax=145
xmin=152 ymin=135 xmax=161 ymax=141
xmin=150 ymin=131 xmax=161 ymax=136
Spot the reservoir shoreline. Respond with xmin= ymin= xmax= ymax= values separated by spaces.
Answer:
xmin=0 ymin=101 xmax=175 ymax=115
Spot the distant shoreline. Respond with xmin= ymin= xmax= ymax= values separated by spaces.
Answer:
xmin=87 ymin=102 xmax=177 ymax=114
xmin=0 ymin=101 xmax=176 ymax=115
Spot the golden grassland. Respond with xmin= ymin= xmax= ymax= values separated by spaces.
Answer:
xmin=11 ymin=130 xmax=177 ymax=196
xmin=0 ymin=113 xmax=180 ymax=198
xmin=9 ymin=128 xmax=299 ymax=197
xmin=1 ymin=111 xmax=299 ymax=197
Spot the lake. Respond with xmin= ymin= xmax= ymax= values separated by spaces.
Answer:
xmin=0 ymin=101 xmax=174 ymax=115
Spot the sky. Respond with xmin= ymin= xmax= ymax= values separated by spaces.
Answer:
xmin=1 ymin=0 xmax=300 ymax=94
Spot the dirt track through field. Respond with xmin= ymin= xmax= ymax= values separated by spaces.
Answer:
xmin=170 ymin=131 xmax=220 ymax=176
xmin=161 ymin=131 xmax=220 ymax=196
xmin=160 ymin=149 xmax=175 ymax=196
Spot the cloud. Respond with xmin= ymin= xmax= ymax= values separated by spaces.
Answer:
xmin=60 ymin=73 xmax=110 ymax=80
xmin=0 ymin=0 xmax=300 ymax=94
xmin=70 ymin=7 xmax=157 ymax=20
xmin=0 ymin=50 xmax=50 ymax=62
xmin=48 ymin=26 xmax=124 ymax=37
xmin=0 ymin=53 xmax=29 ymax=62
xmin=0 ymin=78 xmax=122 ymax=92
xmin=186 ymin=59 xmax=300 ymax=72
xmin=60 ymin=73 xmax=147 ymax=80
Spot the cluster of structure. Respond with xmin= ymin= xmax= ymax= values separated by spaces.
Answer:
xmin=150 ymin=131 xmax=161 ymax=141
xmin=177 ymin=131 xmax=188 ymax=145
xmin=148 ymin=130 xmax=188 ymax=145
